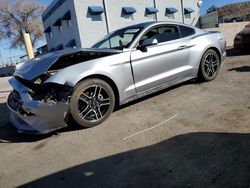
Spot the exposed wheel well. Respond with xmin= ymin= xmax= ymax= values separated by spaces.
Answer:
xmin=77 ymin=75 xmax=120 ymax=108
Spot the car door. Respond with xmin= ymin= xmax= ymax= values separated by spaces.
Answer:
xmin=130 ymin=25 xmax=191 ymax=94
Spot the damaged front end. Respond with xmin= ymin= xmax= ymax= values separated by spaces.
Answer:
xmin=7 ymin=48 xmax=121 ymax=133
xmin=7 ymin=76 xmax=73 ymax=134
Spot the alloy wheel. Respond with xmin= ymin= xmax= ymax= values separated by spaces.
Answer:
xmin=77 ymin=85 xmax=110 ymax=122
xmin=203 ymin=53 xmax=219 ymax=78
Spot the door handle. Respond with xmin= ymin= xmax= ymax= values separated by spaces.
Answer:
xmin=177 ymin=45 xmax=187 ymax=50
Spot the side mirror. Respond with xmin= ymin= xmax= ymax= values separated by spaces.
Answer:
xmin=138 ymin=38 xmax=158 ymax=50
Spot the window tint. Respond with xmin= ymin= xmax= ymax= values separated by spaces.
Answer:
xmin=179 ymin=26 xmax=195 ymax=38
xmin=140 ymin=26 xmax=180 ymax=45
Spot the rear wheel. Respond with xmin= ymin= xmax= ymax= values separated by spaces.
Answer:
xmin=70 ymin=79 xmax=115 ymax=128
xmin=199 ymin=49 xmax=220 ymax=81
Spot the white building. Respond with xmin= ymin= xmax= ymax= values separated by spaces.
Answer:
xmin=42 ymin=0 xmax=202 ymax=51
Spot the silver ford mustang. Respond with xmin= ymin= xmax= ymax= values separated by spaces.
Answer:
xmin=7 ymin=22 xmax=226 ymax=134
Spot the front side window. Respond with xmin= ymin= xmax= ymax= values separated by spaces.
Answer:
xmin=92 ymin=27 xmax=142 ymax=50
xmin=139 ymin=25 xmax=180 ymax=45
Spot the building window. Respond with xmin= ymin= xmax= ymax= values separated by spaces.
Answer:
xmin=145 ymin=7 xmax=158 ymax=19
xmin=146 ymin=14 xmax=156 ymax=19
xmin=165 ymin=8 xmax=177 ymax=19
xmin=145 ymin=7 xmax=158 ymax=15
xmin=185 ymin=14 xmax=191 ymax=19
xmin=91 ymin=15 xmax=103 ymax=21
xmin=88 ymin=6 xmax=104 ymax=21
xmin=122 ymin=7 xmax=136 ymax=20
xmin=66 ymin=39 xmax=76 ymax=48
xmin=50 ymin=47 xmax=55 ymax=52
xmin=55 ymin=44 xmax=63 ymax=51
xmin=61 ymin=11 xmax=71 ymax=27
xmin=167 ymin=14 xmax=174 ymax=19
xmin=123 ymin=14 xmax=134 ymax=20
xmin=44 ymin=26 xmax=53 ymax=38
xmin=53 ymin=18 xmax=62 ymax=32
xmin=184 ymin=8 xmax=194 ymax=19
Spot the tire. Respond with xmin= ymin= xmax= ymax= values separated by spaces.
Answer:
xmin=199 ymin=49 xmax=220 ymax=82
xmin=70 ymin=79 xmax=115 ymax=128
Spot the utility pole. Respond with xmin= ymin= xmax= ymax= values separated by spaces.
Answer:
xmin=23 ymin=33 xmax=34 ymax=59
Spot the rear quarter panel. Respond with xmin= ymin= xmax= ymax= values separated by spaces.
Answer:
xmin=187 ymin=31 xmax=226 ymax=77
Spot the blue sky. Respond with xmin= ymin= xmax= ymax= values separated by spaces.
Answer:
xmin=0 ymin=0 xmax=249 ymax=65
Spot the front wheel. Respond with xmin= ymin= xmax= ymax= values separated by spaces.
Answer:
xmin=70 ymin=79 xmax=115 ymax=128
xmin=199 ymin=49 xmax=220 ymax=81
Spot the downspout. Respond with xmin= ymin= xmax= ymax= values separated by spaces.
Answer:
xmin=180 ymin=0 xmax=184 ymax=24
xmin=103 ymin=0 xmax=110 ymax=34
xmin=153 ymin=0 xmax=158 ymax=21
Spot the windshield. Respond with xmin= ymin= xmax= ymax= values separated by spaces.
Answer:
xmin=92 ymin=27 xmax=143 ymax=50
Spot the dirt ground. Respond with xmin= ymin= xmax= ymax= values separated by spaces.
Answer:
xmin=0 ymin=49 xmax=250 ymax=188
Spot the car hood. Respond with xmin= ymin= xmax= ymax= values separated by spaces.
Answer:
xmin=15 ymin=48 xmax=121 ymax=81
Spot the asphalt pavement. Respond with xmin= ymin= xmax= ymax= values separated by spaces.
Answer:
xmin=0 ymin=49 xmax=250 ymax=188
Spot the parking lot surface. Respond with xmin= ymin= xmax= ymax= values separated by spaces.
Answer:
xmin=0 ymin=49 xmax=250 ymax=188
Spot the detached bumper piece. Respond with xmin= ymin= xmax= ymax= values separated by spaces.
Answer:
xmin=7 ymin=78 xmax=70 ymax=134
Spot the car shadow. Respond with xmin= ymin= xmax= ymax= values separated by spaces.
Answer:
xmin=228 ymin=66 xmax=250 ymax=72
xmin=18 ymin=132 xmax=250 ymax=188
xmin=226 ymin=48 xmax=250 ymax=57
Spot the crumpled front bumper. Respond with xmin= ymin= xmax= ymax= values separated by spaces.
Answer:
xmin=7 ymin=78 xmax=70 ymax=134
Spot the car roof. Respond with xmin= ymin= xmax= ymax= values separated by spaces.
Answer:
xmin=49 ymin=22 xmax=198 ymax=54
xmin=124 ymin=21 xmax=196 ymax=30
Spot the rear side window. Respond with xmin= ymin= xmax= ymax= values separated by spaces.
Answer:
xmin=179 ymin=26 xmax=195 ymax=38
